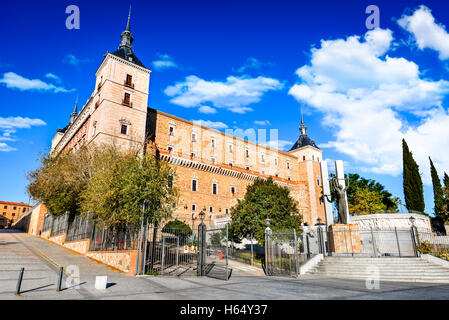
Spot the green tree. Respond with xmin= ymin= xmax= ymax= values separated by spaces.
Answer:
xmin=330 ymin=173 xmax=399 ymax=215
xmin=402 ymin=139 xmax=425 ymax=212
xmin=163 ymin=219 xmax=192 ymax=234
xmin=430 ymin=157 xmax=445 ymax=220
xmin=27 ymin=148 xmax=92 ymax=216
xmin=81 ymin=145 xmax=178 ymax=227
xmin=229 ymin=177 xmax=302 ymax=246
xmin=348 ymin=186 xmax=387 ymax=214
xmin=27 ymin=144 xmax=178 ymax=227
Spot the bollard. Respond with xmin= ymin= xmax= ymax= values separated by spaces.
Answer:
xmin=56 ymin=267 xmax=64 ymax=292
xmin=15 ymin=268 xmax=24 ymax=295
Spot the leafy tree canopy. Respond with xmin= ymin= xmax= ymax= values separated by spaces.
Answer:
xmin=229 ymin=177 xmax=302 ymax=246
xmin=27 ymin=144 xmax=178 ymax=227
xmin=330 ymin=173 xmax=399 ymax=215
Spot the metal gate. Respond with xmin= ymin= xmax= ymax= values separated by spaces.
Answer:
xmin=265 ymin=229 xmax=300 ymax=277
xmin=198 ymin=224 xmax=231 ymax=280
xmin=326 ymin=227 xmax=417 ymax=257
xmin=138 ymin=224 xmax=199 ymax=276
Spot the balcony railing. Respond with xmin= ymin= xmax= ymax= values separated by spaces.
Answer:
xmin=122 ymin=99 xmax=133 ymax=107
xmin=124 ymin=81 xmax=135 ymax=89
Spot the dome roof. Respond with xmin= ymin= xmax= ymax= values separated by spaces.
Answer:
xmin=289 ymin=113 xmax=320 ymax=151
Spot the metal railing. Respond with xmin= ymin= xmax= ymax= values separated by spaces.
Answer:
xmin=89 ymin=224 xmax=139 ymax=251
xmin=65 ymin=214 xmax=95 ymax=242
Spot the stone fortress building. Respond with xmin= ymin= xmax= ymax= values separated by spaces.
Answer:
xmin=51 ymin=13 xmax=331 ymax=228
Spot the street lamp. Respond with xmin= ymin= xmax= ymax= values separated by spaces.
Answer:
xmin=409 ymin=215 xmax=416 ymax=227
xmin=199 ymin=211 xmax=205 ymax=224
xmin=317 ymin=217 xmax=322 ymax=225
xmin=265 ymin=217 xmax=270 ymax=226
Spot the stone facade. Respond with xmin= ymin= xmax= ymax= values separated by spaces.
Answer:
xmin=49 ymin=16 xmax=329 ymax=228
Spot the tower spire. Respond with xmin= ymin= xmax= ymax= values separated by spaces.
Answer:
xmin=70 ymin=94 xmax=78 ymax=125
xmin=119 ymin=6 xmax=134 ymax=50
xmin=126 ymin=6 xmax=131 ymax=32
xmin=300 ymin=108 xmax=307 ymax=136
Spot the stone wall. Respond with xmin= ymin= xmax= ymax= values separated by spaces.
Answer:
xmin=63 ymin=239 xmax=90 ymax=254
xmin=86 ymin=250 xmax=137 ymax=274
xmin=351 ymin=213 xmax=431 ymax=232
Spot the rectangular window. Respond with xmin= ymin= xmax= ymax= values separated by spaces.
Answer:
xmin=123 ymin=92 xmax=131 ymax=106
xmin=169 ymin=125 xmax=175 ymax=136
xmin=225 ymin=208 xmax=229 ymax=214
xmin=211 ymin=138 xmax=216 ymax=148
xmin=190 ymin=152 xmax=196 ymax=160
xmin=228 ymin=144 xmax=233 ymax=153
xmin=13 ymin=207 xmax=16 ymax=210
xmin=192 ymin=204 xmax=196 ymax=211
xmin=246 ymin=149 xmax=249 ymax=158
xmin=231 ymin=186 xmax=236 ymax=195
xmin=261 ymin=154 xmax=265 ymax=163
xmin=192 ymin=132 xmax=197 ymax=142
xmin=275 ymin=158 xmax=278 ymax=166
xmin=209 ymin=206 xmax=213 ymax=213
xmin=212 ymin=183 xmax=217 ymax=195
xmin=126 ymin=74 xmax=132 ymax=86
xmin=191 ymin=179 xmax=197 ymax=192
xmin=287 ymin=161 xmax=290 ymax=169
xmin=120 ymin=125 xmax=128 ymax=135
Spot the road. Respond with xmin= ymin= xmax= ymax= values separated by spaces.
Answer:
xmin=2 ymin=230 xmax=449 ymax=300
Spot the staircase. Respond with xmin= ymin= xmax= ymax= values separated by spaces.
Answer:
xmin=308 ymin=256 xmax=449 ymax=283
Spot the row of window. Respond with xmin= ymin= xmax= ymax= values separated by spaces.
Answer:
xmin=189 ymin=204 xmax=229 ymax=214
xmin=191 ymin=179 xmax=237 ymax=195
xmin=2 ymin=212 xmax=14 ymax=216
xmin=2 ymin=205 xmax=26 ymax=211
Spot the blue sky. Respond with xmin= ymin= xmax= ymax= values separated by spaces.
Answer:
xmin=1 ymin=0 xmax=449 ymax=215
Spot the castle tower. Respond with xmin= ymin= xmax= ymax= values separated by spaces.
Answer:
xmin=288 ymin=112 xmax=326 ymax=226
xmin=88 ymin=9 xmax=151 ymax=151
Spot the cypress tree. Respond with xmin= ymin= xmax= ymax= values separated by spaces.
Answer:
xmin=429 ymin=157 xmax=445 ymax=218
xmin=402 ymin=139 xmax=425 ymax=213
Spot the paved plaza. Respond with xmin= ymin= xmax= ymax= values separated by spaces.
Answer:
xmin=2 ymin=230 xmax=449 ymax=300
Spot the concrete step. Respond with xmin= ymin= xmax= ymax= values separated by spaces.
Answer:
xmin=310 ymin=269 xmax=449 ymax=275
xmin=309 ymin=274 xmax=449 ymax=283
xmin=315 ymin=267 xmax=449 ymax=273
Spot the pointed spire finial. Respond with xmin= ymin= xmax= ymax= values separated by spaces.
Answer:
xmin=300 ymin=108 xmax=307 ymax=136
xmin=126 ymin=5 xmax=131 ymax=32
xmin=73 ymin=94 xmax=78 ymax=115
xmin=119 ymin=6 xmax=134 ymax=49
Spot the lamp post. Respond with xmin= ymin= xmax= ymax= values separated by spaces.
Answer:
xmin=199 ymin=211 xmax=205 ymax=224
xmin=191 ymin=213 xmax=197 ymax=235
xmin=266 ymin=217 xmax=270 ymax=227
xmin=409 ymin=215 xmax=419 ymax=257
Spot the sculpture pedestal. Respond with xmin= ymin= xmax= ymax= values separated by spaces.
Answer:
xmin=328 ymin=224 xmax=362 ymax=254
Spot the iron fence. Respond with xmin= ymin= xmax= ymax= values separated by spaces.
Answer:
xmin=416 ymin=230 xmax=449 ymax=260
xmin=202 ymin=225 xmax=230 ymax=280
xmin=65 ymin=214 xmax=95 ymax=242
xmin=141 ymin=225 xmax=198 ymax=276
xmin=89 ymin=224 xmax=139 ymax=251
xmin=42 ymin=214 xmax=54 ymax=232
xmin=265 ymin=229 xmax=301 ymax=277
xmin=50 ymin=213 xmax=70 ymax=237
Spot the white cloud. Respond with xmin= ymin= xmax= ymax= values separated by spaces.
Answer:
xmin=191 ymin=119 xmax=228 ymax=129
xmin=198 ymin=106 xmax=217 ymax=114
xmin=152 ymin=53 xmax=178 ymax=71
xmin=288 ymin=28 xmax=449 ymax=183
xmin=235 ymin=57 xmax=275 ymax=73
xmin=0 ymin=72 xmax=74 ymax=93
xmin=0 ymin=116 xmax=46 ymax=152
xmin=165 ymin=75 xmax=283 ymax=114
xmin=0 ymin=142 xmax=16 ymax=152
xmin=62 ymin=54 xmax=91 ymax=66
xmin=45 ymin=73 xmax=62 ymax=84
xmin=398 ymin=5 xmax=449 ymax=60
xmin=254 ymin=120 xmax=272 ymax=126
